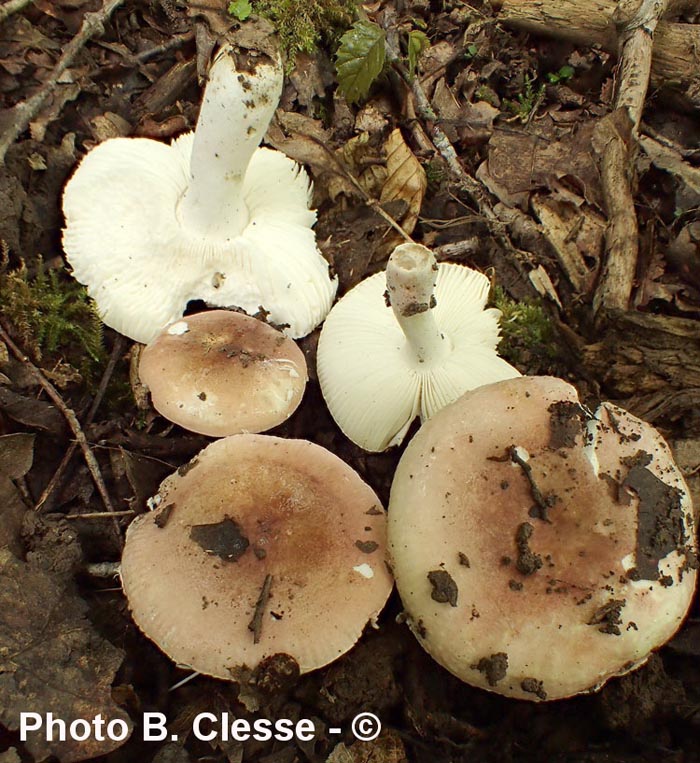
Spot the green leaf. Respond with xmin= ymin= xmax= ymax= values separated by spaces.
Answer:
xmin=407 ymin=30 xmax=429 ymax=76
xmin=228 ymin=0 xmax=252 ymax=20
xmin=335 ymin=20 xmax=386 ymax=104
xmin=558 ymin=64 xmax=575 ymax=81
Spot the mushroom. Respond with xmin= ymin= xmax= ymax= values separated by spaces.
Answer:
xmin=316 ymin=242 xmax=520 ymax=451
xmin=62 ymin=43 xmax=337 ymax=344
xmin=388 ymin=375 xmax=697 ymax=701
xmin=120 ymin=434 xmax=393 ymax=679
xmin=138 ymin=310 xmax=307 ymax=437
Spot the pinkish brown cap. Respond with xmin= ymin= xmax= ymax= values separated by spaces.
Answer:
xmin=138 ymin=311 xmax=307 ymax=437
xmin=389 ymin=376 xmax=697 ymax=701
xmin=120 ymin=434 xmax=393 ymax=679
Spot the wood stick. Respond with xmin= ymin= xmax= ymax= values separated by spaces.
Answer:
xmin=0 ymin=0 xmax=124 ymax=162
xmin=0 ymin=0 xmax=34 ymax=24
xmin=593 ymin=0 xmax=669 ymax=315
xmin=615 ymin=0 xmax=670 ymax=129
xmin=36 ymin=335 xmax=125 ymax=513
xmin=0 ymin=320 xmax=121 ymax=539
xmin=497 ymin=0 xmax=700 ymax=102
xmin=592 ymin=111 xmax=638 ymax=314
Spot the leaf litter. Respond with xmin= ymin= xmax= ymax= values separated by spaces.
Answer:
xmin=0 ymin=0 xmax=700 ymax=761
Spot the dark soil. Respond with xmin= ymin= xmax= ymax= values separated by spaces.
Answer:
xmin=1 ymin=1 xmax=700 ymax=762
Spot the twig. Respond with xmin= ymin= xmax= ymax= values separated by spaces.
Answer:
xmin=0 ymin=320 xmax=120 ymax=534
xmin=385 ymin=39 xmax=535 ymax=281
xmin=0 ymin=0 xmax=124 ymax=163
xmin=248 ymin=574 xmax=273 ymax=645
xmin=84 ymin=561 xmax=121 ymax=577
xmin=66 ymin=510 xmax=134 ymax=520
xmin=35 ymin=335 xmax=125 ymax=513
xmin=0 ymin=0 xmax=34 ymax=24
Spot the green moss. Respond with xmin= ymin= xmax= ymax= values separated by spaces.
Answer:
xmin=0 ymin=252 xmax=104 ymax=372
xmin=252 ymin=0 xmax=357 ymax=69
xmin=492 ymin=286 xmax=557 ymax=365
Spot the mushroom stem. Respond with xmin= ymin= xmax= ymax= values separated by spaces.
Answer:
xmin=177 ymin=46 xmax=283 ymax=240
xmin=386 ymin=244 xmax=451 ymax=365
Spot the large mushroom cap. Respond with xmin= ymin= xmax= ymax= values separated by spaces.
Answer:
xmin=120 ymin=435 xmax=393 ymax=679
xmin=138 ymin=311 xmax=307 ymax=437
xmin=389 ymin=376 xmax=697 ymax=701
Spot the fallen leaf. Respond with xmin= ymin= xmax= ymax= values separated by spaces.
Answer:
xmin=528 ymin=264 xmax=562 ymax=308
xmin=0 ymin=386 xmax=64 ymax=434
xmin=379 ymin=128 xmax=426 ymax=236
xmin=480 ymin=120 xmax=603 ymax=211
xmin=0 ymin=549 xmax=132 ymax=762
xmin=531 ymin=194 xmax=601 ymax=293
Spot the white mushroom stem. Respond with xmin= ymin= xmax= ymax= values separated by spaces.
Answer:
xmin=177 ymin=46 xmax=283 ymax=240
xmin=386 ymin=243 xmax=451 ymax=365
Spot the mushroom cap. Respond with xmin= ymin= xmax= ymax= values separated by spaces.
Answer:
xmin=62 ymin=45 xmax=336 ymax=344
xmin=388 ymin=376 xmax=697 ymax=701
xmin=120 ymin=434 xmax=393 ymax=678
xmin=317 ymin=261 xmax=519 ymax=452
xmin=138 ymin=311 xmax=308 ymax=437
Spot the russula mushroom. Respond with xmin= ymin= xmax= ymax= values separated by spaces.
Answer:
xmin=120 ymin=434 xmax=393 ymax=679
xmin=62 ymin=44 xmax=337 ymax=344
xmin=388 ymin=375 xmax=697 ymax=701
xmin=316 ymin=242 xmax=520 ymax=451
xmin=138 ymin=310 xmax=307 ymax=437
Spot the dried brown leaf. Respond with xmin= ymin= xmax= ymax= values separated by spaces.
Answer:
xmin=379 ymin=128 xmax=426 ymax=235
xmin=0 ymin=386 xmax=64 ymax=433
xmin=0 ymin=549 xmax=132 ymax=762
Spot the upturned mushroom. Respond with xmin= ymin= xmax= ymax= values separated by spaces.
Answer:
xmin=63 ymin=43 xmax=337 ymax=344
xmin=138 ymin=310 xmax=307 ymax=437
xmin=120 ymin=434 xmax=393 ymax=679
xmin=317 ymin=242 xmax=519 ymax=451
xmin=388 ymin=376 xmax=697 ymax=701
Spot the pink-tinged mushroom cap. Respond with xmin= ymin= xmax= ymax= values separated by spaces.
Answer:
xmin=120 ymin=435 xmax=393 ymax=679
xmin=138 ymin=311 xmax=307 ymax=437
xmin=388 ymin=376 xmax=697 ymax=701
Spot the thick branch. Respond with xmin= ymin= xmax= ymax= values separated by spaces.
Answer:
xmin=498 ymin=0 xmax=700 ymax=105
xmin=0 ymin=0 xmax=34 ymax=24
xmin=615 ymin=0 xmax=670 ymax=129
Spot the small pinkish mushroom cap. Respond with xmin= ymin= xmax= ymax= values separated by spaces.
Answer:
xmin=120 ymin=434 xmax=393 ymax=679
xmin=138 ymin=311 xmax=308 ymax=437
xmin=388 ymin=376 xmax=697 ymax=701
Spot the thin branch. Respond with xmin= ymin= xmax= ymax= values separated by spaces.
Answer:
xmin=385 ymin=40 xmax=535 ymax=280
xmin=36 ymin=335 xmax=125 ymax=513
xmin=0 ymin=0 xmax=34 ymax=24
xmin=0 ymin=320 xmax=120 ymax=537
xmin=65 ymin=510 xmax=134 ymax=520
xmin=0 ymin=0 xmax=124 ymax=162
xmin=248 ymin=574 xmax=273 ymax=645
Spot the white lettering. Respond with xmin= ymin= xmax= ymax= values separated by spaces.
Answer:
xmin=143 ymin=712 xmax=168 ymax=741
xmin=296 ymin=719 xmax=315 ymax=742
xmin=19 ymin=713 xmax=43 ymax=741
xmin=192 ymin=712 xmax=217 ymax=742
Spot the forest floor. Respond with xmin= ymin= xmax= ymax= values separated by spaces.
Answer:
xmin=1 ymin=0 xmax=700 ymax=762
